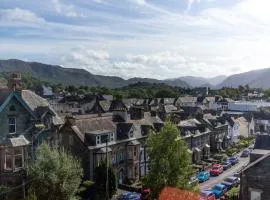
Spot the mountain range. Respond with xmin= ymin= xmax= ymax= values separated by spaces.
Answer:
xmin=1 ymin=59 xmax=270 ymax=89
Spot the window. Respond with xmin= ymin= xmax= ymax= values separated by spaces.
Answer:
xmin=128 ymin=147 xmax=133 ymax=159
xmin=14 ymin=147 xmax=23 ymax=170
xmin=133 ymin=146 xmax=137 ymax=157
xmin=8 ymin=117 xmax=16 ymax=134
xmin=4 ymin=147 xmax=24 ymax=171
xmin=4 ymin=149 xmax=12 ymax=171
xmin=110 ymin=133 xmax=114 ymax=141
xmin=250 ymin=188 xmax=262 ymax=200
xmin=111 ymin=153 xmax=116 ymax=164
xmin=101 ymin=134 xmax=109 ymax=143
xmin=96 ymin=135 xmax=101 ymax=145
xmin=129 ymin=130 xmax=134 ymax=138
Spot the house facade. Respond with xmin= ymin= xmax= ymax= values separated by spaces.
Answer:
xmin=240 ymin=135 xmax=270 ymax=200
xmin=59 ymin=106 xmax=163 ymax=184
xmin=178 ymin=118 xmax=211 ymax=163
xmin=0 ymin=74 xmax=63 ymax=199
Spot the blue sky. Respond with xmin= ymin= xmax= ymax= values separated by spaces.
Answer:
xmin=1 ymin=0 xmax=270 ymax=79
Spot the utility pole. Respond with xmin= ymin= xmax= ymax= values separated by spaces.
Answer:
xmin=106 ymin=136 xmax=109 ymax=200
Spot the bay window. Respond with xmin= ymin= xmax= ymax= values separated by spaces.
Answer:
xmin=4 ymin=147 xmax=24 ymax=172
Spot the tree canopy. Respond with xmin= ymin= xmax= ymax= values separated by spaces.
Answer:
xmin=94 ymin=161 xmax=117 ymax=199
xmin=27 ymin=144 xmax=83 ymax=200
xmin=143 ymin=121 xmax=195 ymax=198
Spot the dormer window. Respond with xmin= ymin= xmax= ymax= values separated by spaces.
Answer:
xmin=8 ymin=117 xmax=16 ymax=134
xmin=110 ymin=133 xmax=114 ymax=141
xmin=129 ymin=130 xmax=134 ymax=138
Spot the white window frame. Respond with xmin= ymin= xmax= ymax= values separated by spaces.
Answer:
xmin=96 ymin=135 xmax=101 ymax=145
xmin=4 ymin=148 xmax=13 ymax=171
xmin=8 ymin=117 xmax=16 ymax=134
xmin=249 ymin=188 xmax=262 ymax=200
xmin=110 ymin=133 xmax=114 ymax=142
xmin=14 ymin=147 xmax=24 ymax=171
xmin=4 ymin=147 xmax=24 ymax=172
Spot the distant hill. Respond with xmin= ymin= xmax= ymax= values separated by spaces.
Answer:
xmin=0 ymin=59 xmax=190 ymax=88
xmin=217 ymin=68 xmax=270 ymax=89
xmin=167 ymin=75 xmax=227 ymax=88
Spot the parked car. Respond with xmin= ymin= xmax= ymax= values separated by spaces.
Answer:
xmin=248 ymin=144 xmax=254 ymax=150
xmin=233 ymin=172 xmax=241 ymax=182
xmin=241 ymin=149 xmax=251 ymax=157
xmin=210 ymin=164 xmax=224 ymax=176
xmin=118 ymin=192 xmax=141 ymax=200
xmin=188 ymin=176 xmax=199 ymax=186
xmin=222 ymin=176 xmax=240 ymax=190
xmin=210 ymin=184 xmax=227 ymax=198
xmin=221 ymin=160 xmax=232 ymax=170
xmin=196 ymin=171 xmax=210 ymax=182
xmin=199 ymin=190 xmax=216 ymax=200
xmin=228 ymin=156 xmax=239 ymax=165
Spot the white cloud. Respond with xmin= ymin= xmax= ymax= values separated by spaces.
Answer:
xmin=3 ymin=0 xmax=270 ymax=80
xmin=52 ymin=0 xmax=85 ymax=17
xmin=0 ymin=8 xmax=44 ymax=23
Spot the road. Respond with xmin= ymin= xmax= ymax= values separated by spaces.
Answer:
xmin=200 ymin=156 xmax=249 ymax=190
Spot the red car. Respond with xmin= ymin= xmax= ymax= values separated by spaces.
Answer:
xmin=209 ymin=164 xmax=223 ymax=176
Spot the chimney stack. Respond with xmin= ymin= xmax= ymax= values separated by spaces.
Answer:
xmin=8 ymin=73 xmax=21 ymax=91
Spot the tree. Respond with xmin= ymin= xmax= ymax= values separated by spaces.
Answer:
xmin=143 ymin=121 xmax=195 ymax=198
xmin=27 ymin=144 xmax=83 ymax=200
xmin=94 ymin=161 xmax=117 ymax=199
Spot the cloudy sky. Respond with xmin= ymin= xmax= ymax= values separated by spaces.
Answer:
xmin=1 ymin=0 xmax=270 ymax=79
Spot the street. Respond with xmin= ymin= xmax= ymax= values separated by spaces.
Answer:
xmin=200 ymin=155 xmax=249 ymax=190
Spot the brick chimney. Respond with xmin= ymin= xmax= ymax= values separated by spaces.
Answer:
xmin=8 ymin=73 xmax=21 ymax=91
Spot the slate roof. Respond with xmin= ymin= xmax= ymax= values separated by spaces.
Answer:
xmin=9 ymin=135 xmax=30 ymax=147
xmin=242 ymin=151 xmax=270 ymax=172
xmin=21 ymin=90 xmax=49 ymax=111
xmin=129 ymin=112 xmax=163 ymax=125
xmin=254 ymin=134 xmax=270 ymax=150
xmin=73 ymin=114 xmax=116 ymax=135
xmin=164 ymin=105 xmax=178 ymax=113
xmin=178 ymin=119 xmax=201 ymax=127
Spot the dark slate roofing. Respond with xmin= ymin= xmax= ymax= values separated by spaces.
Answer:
xmin=254 ymin=134 xmax=270 ymax=150
xmin=74 ymin=114 xmax=116 ymax=134
xmin=21 ymin=90 xmax=49 ymax=111
xmin=242 ymin=151 xmax=270 ymax=173
xmin=129 ymin=112 xmax=163 ymax=125
xmin=110 ymin=99 xmax=127 ymax=111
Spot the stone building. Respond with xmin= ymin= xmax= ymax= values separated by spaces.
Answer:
xmin=240 ymin=134 xmax=270 ymax=200
xmin=59 ymin=105 xmax=163 ymax=184
xmin=0 ymin=73 xmax=63 ymax=199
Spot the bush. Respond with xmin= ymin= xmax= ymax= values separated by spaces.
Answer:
xmin=227 ymin=186 xmax=240 ymax=199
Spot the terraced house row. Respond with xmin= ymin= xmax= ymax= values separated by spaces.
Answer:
xmin=0 ymin=75 xmax=255 ymax=197
xmin=57 ymin=97 xmax=252 ymax=184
